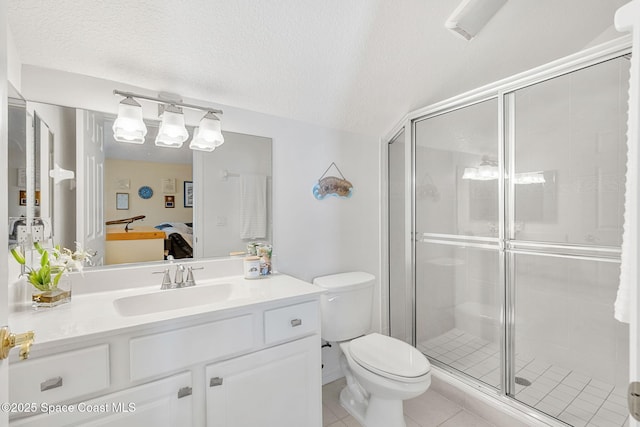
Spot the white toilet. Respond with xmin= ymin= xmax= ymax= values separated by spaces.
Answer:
xmin=314 ymin=272 xmax=431 ymax=427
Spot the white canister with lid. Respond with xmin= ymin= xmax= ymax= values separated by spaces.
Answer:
xmin=243 ymin=256 xmax=261 ymax=279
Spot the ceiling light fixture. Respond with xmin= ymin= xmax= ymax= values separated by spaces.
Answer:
xmin=112 ymin=96 xmax=147 ymax=144
xmin=112 ymin=90 xmax=224 ymax=150
xmin=190 ymin=112 xmax=225 ymax=152
xmin=155 ymin=105 xmax=189 ymax=148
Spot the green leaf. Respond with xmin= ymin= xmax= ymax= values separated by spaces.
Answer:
xmin=53 ymin=269 xmax=64 ymax=287
xmin=28 ymin=270 xmax=48 ymax=291
xmin=10 ymin=247 xmax=26 ymax=265
xmin=34 ymin=241 xmax=45 ymax=255
xmin=40 ymin=250 xmax=49 ymax=269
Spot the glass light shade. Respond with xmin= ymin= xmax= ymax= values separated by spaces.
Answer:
xmin=190 ymin=112 xmax=224 ymax=152
xmin=462 ymin=167 xmax=477 ymax=180
xmin=113 ymin=97 xmax=147 ymax=144
xmin=477 ymin=164 xmax=498 ymax=180
xmin=155 ymin=106 xmax=189 ymax=148
xmin=514 ymin=172 xmax=546 ymax=185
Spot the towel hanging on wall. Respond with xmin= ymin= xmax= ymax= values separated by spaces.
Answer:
xmin=240 ymin=175 xmax=267 ymax=239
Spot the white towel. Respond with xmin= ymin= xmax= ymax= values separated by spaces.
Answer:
xmin=614 ymin=1 xmax=639 ymax=324
xmin=240 ymin=175 xmax=267 ymax=239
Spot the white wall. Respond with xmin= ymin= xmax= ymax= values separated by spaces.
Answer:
xmin=19 ymin=65 xmax=380 ymax=290
xmin=7 ymin=25 xmax=20 ymax=92
xmin=17 ymin=66 xmax=382 ymax=383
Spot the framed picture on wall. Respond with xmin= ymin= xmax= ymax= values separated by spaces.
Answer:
xmin=165 ymin=195 xmax=175 ymax=208
xmin=116 ymin=193 xmax=129 ymax=210
xmin=184 ymin=181 xmax=193 ymax=208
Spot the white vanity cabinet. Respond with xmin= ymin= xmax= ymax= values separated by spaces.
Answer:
xmin=11 ymin=372 xmax=193 ymax=427
xmin=8 ymin=276 xmax=323 ymax=427
xmin=206 ymin=335 xmax=320 ymax=427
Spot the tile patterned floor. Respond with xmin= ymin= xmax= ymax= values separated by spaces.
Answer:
xmin=322 ymin=377 xmax=496 ymax=427
xmin=420 ymin=329 xmax=629 ymax=427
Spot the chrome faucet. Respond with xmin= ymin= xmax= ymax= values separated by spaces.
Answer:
xmin=154 ymin=264 xmax=202 ymax=289
xmin=174 ymin=264 xmax=186 ymax=287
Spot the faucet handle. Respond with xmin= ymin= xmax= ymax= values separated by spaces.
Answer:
xmin=185 ymin=266 xmax=204 ymax=287
xmin=153 ymin=269 xmax=172 ymax=289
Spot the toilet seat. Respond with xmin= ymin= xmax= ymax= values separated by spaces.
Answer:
xmin=348 ymin=333 xmax=430 ymax=383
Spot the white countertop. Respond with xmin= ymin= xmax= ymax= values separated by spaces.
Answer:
xmin=9 ymin=273 xmax=324 ymax=348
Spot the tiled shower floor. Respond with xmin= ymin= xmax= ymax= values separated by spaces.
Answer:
xmin=419 ymin=329 xmax=629 ymax=427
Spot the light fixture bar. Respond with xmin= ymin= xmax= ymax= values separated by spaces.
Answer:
xmin=113 ymin=89 xmax=223 ymax=115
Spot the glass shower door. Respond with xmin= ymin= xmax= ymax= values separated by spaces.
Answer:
xmin=414 ymin=98 xmax=504 ymax=389
xmin=508 ymin=56 xmax=629 ymax=425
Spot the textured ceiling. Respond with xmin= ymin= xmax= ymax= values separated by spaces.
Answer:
xmin=7 ymin=0 xmax=630 ymax=137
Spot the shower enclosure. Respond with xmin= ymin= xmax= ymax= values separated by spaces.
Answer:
xmin=388 ymin=41 xmax=631 ymax=426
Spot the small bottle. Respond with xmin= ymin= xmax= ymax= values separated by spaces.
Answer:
xmin=257 ymin=244 xmax=272 ymax=276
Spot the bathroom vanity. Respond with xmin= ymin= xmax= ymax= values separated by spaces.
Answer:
xmin=5 ymin=269 xmax=323 ymax=427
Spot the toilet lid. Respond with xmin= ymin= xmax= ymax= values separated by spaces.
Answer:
xmin=349 ymin=333 xmax=430 ymax=381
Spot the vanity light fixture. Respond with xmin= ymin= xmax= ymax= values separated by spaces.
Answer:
xmin=462 ymin=156 xmax=546 ymax=184
xmin=155 ymin=105 xmax=189 ymax=148
xmin=112 ymin=96 xmax=147 ymax=144
xmin=190 ymin=112 xmax=225 ymax=152
xmin=112 ymin=89 xmax=223 ymax=150
xmin=462 ymin=156 xmax=498 ymax=180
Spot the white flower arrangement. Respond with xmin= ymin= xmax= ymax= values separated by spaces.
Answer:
xmin=11 ymin=242 xmax=94 ymax=292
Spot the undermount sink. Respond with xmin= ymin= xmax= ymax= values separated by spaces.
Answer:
xmin=114 ymin=283 xmax=234 ymax=317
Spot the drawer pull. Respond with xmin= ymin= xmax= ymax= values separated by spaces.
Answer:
xmin=40 ymin=376 xmax=63 ymax=392
xmin=290 ymin=318 xmax=302 ymax=327
xmin=177 ymin=386 xmax=192 ymax=399
xmin=210 ymin=377 xmax=224 ymax=387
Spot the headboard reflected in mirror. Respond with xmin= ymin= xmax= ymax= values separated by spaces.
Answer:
xmin=7 ymin=96 xmax=272 ymax=269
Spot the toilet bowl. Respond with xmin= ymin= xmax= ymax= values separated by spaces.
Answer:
xmin=313 ymin=272 xmax=431 ymax=427
xmin=339 ymin=334 xmax=431 ymax=427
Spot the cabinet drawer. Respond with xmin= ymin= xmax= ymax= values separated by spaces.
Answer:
xmin=264 ymin=301 xmax=318 ymax=345
xmin=10 ymin=344 xmax=110 ymax=404
xmin=130 ymin=314 xmax=254 ymax=381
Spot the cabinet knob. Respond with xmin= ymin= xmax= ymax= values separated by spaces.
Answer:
xmin=210 ymin=377 xmax=224 ymax=387
xmin=290 ymin=318 xmax=302 ymax=327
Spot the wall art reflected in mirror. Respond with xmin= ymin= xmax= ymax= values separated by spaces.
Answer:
xmin=8 ymin=97 xmax=272 ymax=268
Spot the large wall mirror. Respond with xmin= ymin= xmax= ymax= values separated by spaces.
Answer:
xmin=8 ymin=93 xmax=272 ymax=269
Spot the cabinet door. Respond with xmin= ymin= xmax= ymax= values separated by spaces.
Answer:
xmin=11 ymin=372 xmax=192 ymax=427
xmin=206 ymin=335 xmax=321 ymax=427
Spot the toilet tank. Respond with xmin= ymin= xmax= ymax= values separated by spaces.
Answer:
xmin=313 ymin=272 xmax=375 ymax=342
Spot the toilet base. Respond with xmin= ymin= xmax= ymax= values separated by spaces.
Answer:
xmin=339 ymin=387 xmax=367 ymax=425
xmin=339 ymin=387 xmax=407 ymax=427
